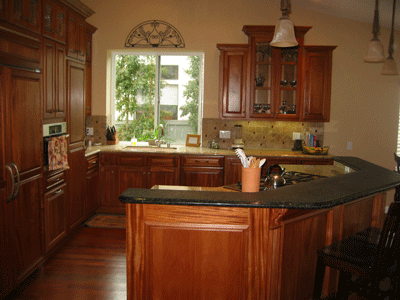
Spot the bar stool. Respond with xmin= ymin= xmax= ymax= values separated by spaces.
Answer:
xmin=395 ymin=153 xmax=400 ymax=172
xmin=313 ymin=202 xmax=400 ymax=299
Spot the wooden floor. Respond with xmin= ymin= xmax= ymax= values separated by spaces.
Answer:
xmin=5 ymin=227 xmax=127 ymax=300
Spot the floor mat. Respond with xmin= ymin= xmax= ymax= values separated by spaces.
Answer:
xmin=84 ymin=214 xmax=126 ymax=229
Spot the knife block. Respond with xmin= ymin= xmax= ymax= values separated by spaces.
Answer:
xmin=107 ymin=132 xmax=119 ymax=145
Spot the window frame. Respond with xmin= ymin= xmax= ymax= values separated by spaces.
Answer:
xmin=109 ymin=50 xmax=205 ymax=143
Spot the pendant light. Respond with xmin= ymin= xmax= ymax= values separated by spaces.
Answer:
xmin=270 ymin=0 xmax=298 ymax=48
xmin=382 ymin=0 xmax=398 ymax=75
xmin=364 ymin=0 xmax=385 ymax=62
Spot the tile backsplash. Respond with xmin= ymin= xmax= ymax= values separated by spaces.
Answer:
xmin=85 ymin=115 xmax=324 ymax=150
xmin=202 ymin=118 xmax=325 ymax=150
xmin=85 ymin=115 xmax=107 ymax=145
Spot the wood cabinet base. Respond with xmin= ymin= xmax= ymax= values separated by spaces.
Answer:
xmin=126 ymin=193 xmax=386 ymax=300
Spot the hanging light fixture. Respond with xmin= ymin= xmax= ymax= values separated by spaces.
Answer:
xmin=364 ymin=0 xmax=385 ymax=62
xmin=270 ymin=0 xmax=298 ymax=48
xmin=382 ymin=0 xmax=398 ymax=75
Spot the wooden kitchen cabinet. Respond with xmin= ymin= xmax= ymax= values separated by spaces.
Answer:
xmin=43 ymin=38 xmax=66 ymax=120
xmin=217 ymin=44 xmax=249 ymax=119
xmin=243 ymin=25 xmax=310 ymax=120
xmin=8 ymin=0 xmax=42 ymax=33
xmin=67 ymin=10 xmax=86 ymax=61
xmin=1 ymin=66 xmax=44 ymax=295
xmin=99 ymin=153 xmax=179 ymax=213
xmin=42 ymin=0 xmax=66 ymax=43
xmin=99 ymin=165 xmax=123 ymax=213
xmin=86 ymin=153 xmax=99 ymax=216
xmin=44 ymin=182 xmax=67 ymax=252
xmin=67 ymin=146 xmax=86 ymax=231
xmin=85 ymin=23 xmax=96 ymax=116
xmin=180 ymin=155 xmax=224 ymax=187
xmin=302 ymin=46 xmax=336 ymax=122
xmin=67 ymin=59 xmax=85 ymax=145
xmin=219 ymin=26 xmax=335 ymax=122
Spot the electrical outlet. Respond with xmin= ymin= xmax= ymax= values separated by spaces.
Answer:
xmin=219 ymin=130 xmax=231 ymax=139
xmin=292 ymin=132 xmax=301 ymax=140
xmin=347 ymin=142 xmax=352 ymax=150
xmin=86 ymin=127 xmax=94 ymax=136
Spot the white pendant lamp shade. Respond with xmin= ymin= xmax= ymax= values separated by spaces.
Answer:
xmin=270 ymin=16 xmax=298 ymax=47
xmin=364 ymin=39 xmax=385 ymax=62
xmin=381 ymin=57 xmax=398 ymax=75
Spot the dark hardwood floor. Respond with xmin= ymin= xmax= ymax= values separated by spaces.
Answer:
xmin=5 ymin=227 xmax=126 ymax=300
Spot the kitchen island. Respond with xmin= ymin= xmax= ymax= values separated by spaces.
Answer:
xmin=120 ymin=157 xmax=400 ymax=300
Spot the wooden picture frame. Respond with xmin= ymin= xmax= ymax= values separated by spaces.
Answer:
xmin=186 ymin=134 xmax=201 ymax=147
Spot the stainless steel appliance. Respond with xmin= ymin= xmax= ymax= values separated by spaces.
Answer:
xmin=43 ymin=122 xmax=67 ymax=168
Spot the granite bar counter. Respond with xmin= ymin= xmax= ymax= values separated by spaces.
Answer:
xmin=120 ymin=156 xmax=400 ymax=300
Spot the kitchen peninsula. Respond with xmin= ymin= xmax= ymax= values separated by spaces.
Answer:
xmin=120 ymin=156 xmax=400 ymax=300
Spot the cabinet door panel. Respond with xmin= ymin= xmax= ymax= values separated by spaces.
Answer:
xmin=6 ymin=68 xmax=42 ymax=175
xmin=43 ymin=39 xmax=55 ymax=119
xmin=86 ymin=168 xmax=99 ymax=214
xmin=8 ymin=175 xmax=43 ymax=282
xmin=67 ymin=61 xmax=85 ymax=145
xmin=119 ymin=166 xmax=146 ymax=191
xmin=302 ymin=46 xmax=336 ymax=122
xmin=100 ymin=165 xmax=121 ymax=208
xmin=0 ymin=186 xmax=14 ymax=299
xmin=44 ymin=183 xmax=67 ymax=251
xmin=148 ymin=166 xmax=178 ymax=188
xmin=67 ymin=147 xmax=86 ymax=230
xmin=180 ymin=167 xmax=224 ymax=187
xmin=218 ymin=44 xmax=249 ymax=119
xmin=55 ymin=43 xmax=66 ymax=118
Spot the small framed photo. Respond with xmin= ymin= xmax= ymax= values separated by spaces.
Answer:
xmin=186 ymin=134 xmax=201 ymax=147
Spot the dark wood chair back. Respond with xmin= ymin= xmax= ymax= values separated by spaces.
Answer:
xmin=394 ymin=153 xmax=400 ymax=172
xmin=374 ymin=201 xmax=400 ymax=273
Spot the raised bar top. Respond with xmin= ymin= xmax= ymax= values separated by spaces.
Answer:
xmin=119 ymin=157 xmax=400 ymax=209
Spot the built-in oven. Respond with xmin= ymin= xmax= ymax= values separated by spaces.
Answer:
xmin=43 ymin=122 xmax=68 ymax=170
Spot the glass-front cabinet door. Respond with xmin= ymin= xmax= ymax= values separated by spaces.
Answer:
xmin=253 ymin=42 xmax=273 ymax=116
xmin=278 ymin=47 xmax=298 ymax=118
xmin=251 ymin=42 xmax=300 ymax=119
xmin=244 ymin=25 xmax=310 ymax=120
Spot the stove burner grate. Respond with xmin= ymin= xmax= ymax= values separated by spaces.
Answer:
xmin=223 ymin=171 xmax=327 ymax=192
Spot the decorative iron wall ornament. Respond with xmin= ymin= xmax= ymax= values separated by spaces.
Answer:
xmin=125 ymin=20 xmax=185 ymax=48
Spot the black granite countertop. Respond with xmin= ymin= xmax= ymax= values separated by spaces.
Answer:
xmin=119 ymin=157 xmax=400 ymax=209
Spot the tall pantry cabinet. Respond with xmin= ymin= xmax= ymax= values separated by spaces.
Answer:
xmin=0 ymin=59 xmax=43 ymax=299
xmin=0 ymin=0 xmax=96 ymax=298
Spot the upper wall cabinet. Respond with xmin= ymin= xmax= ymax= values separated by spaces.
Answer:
xmin=218 ymin=25 xmax=336 ymax=122
xmin=8 ymin=0 xmax=42 ymax=33
xmin=302 ymin=46 xmax=336 ymax=122
xmin=217 ymin=44 xmax=249 ymax=119
xmin=67 ymin=10 xmax=86 ymax=61
xmin=42 ymin=0 xmax=66 ymax=44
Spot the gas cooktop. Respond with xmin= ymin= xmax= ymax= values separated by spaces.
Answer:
xmin=223 ymin=171 xmax=328 ymax=192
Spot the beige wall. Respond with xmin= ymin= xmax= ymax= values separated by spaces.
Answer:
xmin=83 ymin=0 xmax=400 ymax=171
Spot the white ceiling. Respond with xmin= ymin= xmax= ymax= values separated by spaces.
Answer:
xmin=287 ymin=0 xmax=400 ymax=30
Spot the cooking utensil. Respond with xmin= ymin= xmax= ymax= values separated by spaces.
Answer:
xmin=235 ymin=149 xmax=248 ymax=167
xmin=259 ymin=158 xmax=266 ymax=168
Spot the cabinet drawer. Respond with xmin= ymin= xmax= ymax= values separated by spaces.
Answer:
xmin=45 ymin=171 xmax=65 ymax=191
xmin=117 ymin=154 xmax=145 ymax=166
xmin=147 ymin=155 xmax=178 ymax=167
xmin=100 ymin=154 xmax=116 ymax=165
xmin=86 ymin=153 xmax=99 ymax=170
xmin=181 ymin=155 xmax=224 ymax=167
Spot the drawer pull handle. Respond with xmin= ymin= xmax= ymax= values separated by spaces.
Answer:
xmin=54 ymin=189 xmax=63 ymax=195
